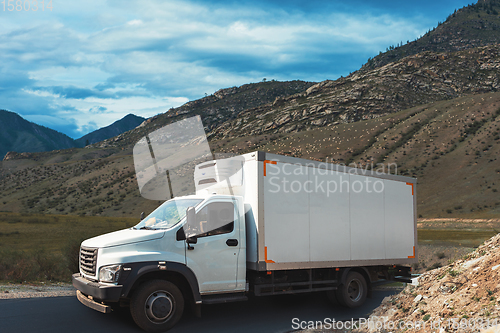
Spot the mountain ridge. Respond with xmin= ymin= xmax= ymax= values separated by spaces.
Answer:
xmin=0 ymin=110 xmax=148 ymax=159
xmin=209 ymin=44 xmax=500 ymax=140
xmin=0 ymin=110 xmax=78 ymax=159
xmin=89 ymin=80 xmax=316 ymax=149
xmin=361 ymin=0 xmax=500 ymax=71
xmin=76 ymin=114 xmax=146 ymax=146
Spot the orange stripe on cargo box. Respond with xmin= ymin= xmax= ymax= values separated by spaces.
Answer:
xmin=408 ymin=246 xmax=416 ymax=259
xmin=263 ymin=160 xmax=277 ymax=176
xmin=406 ymin=182 xmax=414 ymax=195
xmin=264 ymin=246 xmax=275 ymax=263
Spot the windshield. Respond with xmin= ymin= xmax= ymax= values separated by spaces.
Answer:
xmin=134 ymin=198 xmax=203 ymax=230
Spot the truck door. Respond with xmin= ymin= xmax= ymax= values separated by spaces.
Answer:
xmin=184 ymin=200 xmax=241 ymax=293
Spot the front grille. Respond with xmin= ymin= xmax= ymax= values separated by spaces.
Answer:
xmin=80 ymin=247 xmax=98 ymax=276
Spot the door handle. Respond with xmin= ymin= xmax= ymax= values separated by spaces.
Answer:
xmin=226 ymin=239 xmax=238 ymax=247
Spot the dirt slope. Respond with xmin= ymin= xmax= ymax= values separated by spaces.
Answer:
xmin=358 ymin=234 xmax=500 ymax=333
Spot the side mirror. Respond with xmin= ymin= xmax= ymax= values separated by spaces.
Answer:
xmin=176 ymin=227 xmax=186 ymax=241
xmin=140 ymin=212 xmax=145 ymax=221
xmin=185 ymin=207 xmax=196 ymax=250
xmin=186 ymin=206 xmax=195 ymax=226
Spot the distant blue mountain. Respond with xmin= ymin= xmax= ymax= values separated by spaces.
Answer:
xmin=76 ymin=114 xmax=146 ymax=146
xmin=0 ymin=109 xmax=78 ymax=159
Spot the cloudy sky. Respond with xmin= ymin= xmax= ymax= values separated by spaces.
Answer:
xmin=1 ymin=0 xmax=473 ymax=139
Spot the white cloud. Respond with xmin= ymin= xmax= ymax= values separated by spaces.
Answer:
xmin=127 ymin=19 xmax=143 ymax=26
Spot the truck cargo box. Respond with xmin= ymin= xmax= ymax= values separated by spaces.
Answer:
xmin=194 ymin=151 xmax=417 ymax=271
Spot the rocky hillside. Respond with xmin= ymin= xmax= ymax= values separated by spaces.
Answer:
xmin=0 ymin=90 xmax=498 ymax=218
xmin=0 ymin=110 xmax=78 ymax=159
xmin=210 ymin=44 xmax=500 ymax=140
xmin=361 ymin=0 xmax=500 ymax=71
xmin=358 ymin=233 xmax=500 ymax=333
xmin=91 ymin=80 xmax=315 ymax=149
xmin=211 ymin=90 xmax=500 ymax=218
xmin=0 ymin=80 xmax=315 ymax=217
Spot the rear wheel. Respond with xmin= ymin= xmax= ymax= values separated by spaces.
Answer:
xmin=335 ymin=271 xmax=367 ymax=308
xmin=130 ymin=280 xmax=184 ymax=333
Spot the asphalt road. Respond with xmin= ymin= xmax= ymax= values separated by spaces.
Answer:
xmin=0 ymin=288 xmax=400 ymax=333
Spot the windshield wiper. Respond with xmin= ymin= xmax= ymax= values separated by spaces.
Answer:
xmin=139 ymin=226 xmax=156 ymax=230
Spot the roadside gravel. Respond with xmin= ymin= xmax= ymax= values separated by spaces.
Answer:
xmin=0 ymin=282 xmax=75 ymax=299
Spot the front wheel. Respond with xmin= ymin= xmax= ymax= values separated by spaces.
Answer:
xmin=130 ymin=280 xmax=184 ymax=333
xmin=335 ymin=271 xmax=367 ymax=308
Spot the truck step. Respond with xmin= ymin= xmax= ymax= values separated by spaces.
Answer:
xmin=254 ymin=279 xmax=338 ymax=296
xmin=201 ymin=293 xmax=248 ymax=305
xmin=393 ymin=276 xmax=412 ymax=283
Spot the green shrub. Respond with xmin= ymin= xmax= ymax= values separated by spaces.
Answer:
xmin=0 ymin=248 xmax=69 ymax=282
xmin=426 ymin=262 xmax=442 ymax=271
xmin=436 ymin=252 xmax=446 ymax=259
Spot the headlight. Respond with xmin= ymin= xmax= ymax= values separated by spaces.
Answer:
xmin=98 ymin=264 xmax=122 ymax=283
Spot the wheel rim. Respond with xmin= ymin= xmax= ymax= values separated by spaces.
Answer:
xmin=145 ymin=290 xmax=174 ymax=323
xmin=347 ymin=278 xmax=363 ymax=302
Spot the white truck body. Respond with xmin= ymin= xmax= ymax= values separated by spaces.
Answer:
xmin=73 ymin=151 xmax=417 ymax=332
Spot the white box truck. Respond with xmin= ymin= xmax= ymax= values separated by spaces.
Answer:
xmin=73 ymin=151 xmax=417 ymax=332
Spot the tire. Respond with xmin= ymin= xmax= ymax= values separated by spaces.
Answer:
xmin=130 ymin=280 xmax=184 ymax=333
xmin=335 ymin=271 xmax=367 ymax=308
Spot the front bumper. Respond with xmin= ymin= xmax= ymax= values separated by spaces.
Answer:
xmin=76 ymin=290 xmax=112 ymax=314
xmin=72 ymin=273 xmax=123 ymax=304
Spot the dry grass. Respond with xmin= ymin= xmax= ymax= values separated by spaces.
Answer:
xmin=0 ymin=212 xmax=137 ymax=282
xmin=0 ymin=212 xmax=136 ymax=253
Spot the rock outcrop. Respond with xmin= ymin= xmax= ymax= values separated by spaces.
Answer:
xmin=210 ymin=44 xmax=500 ymax=140
xmin=357 ymin=234 xmax=500 ymax=333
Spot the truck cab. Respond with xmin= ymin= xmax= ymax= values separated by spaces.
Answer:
xmin=73 ymin=193 xmax=246 ymax=332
